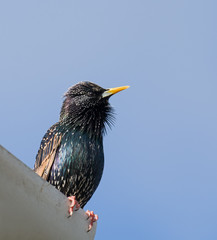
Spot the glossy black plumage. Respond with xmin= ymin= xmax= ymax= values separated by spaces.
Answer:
xmin=34 ymin=81 xmax=128 ymax=208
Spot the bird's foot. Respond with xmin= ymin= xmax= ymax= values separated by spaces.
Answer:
xmin=86 ymin=210 xmax=98 ymax=232
xmin=68 ymin=196 xmax=80 ymax=216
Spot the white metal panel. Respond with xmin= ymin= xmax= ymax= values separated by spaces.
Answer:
xmin=0 ymin=145 xmax=97 ymax=240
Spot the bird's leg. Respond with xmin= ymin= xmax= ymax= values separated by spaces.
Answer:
xmin=68 ymin=196 xmax=80 ymax=216
xmin=86 ymin=210 xmax=98 ymax=231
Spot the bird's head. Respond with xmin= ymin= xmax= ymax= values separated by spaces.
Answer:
xmin=60 ymin=81 xmax=129 ymax=137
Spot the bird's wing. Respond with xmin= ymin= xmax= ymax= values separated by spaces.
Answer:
xmin=34 ymin=123 xmax=62 ymax=180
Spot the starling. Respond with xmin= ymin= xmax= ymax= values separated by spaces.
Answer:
xmin=34 ymin=81 xmax=129 ymax=230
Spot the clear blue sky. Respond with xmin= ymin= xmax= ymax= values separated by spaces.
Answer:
xmin=1 ymin=1 xmax=217 ymax=239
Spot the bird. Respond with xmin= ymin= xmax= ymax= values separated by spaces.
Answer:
xmin=34 ymin=81 xmax=129 ymax=231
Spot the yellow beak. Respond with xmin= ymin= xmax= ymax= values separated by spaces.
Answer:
xmin=102 ymin=86 xmax=130 ymax=98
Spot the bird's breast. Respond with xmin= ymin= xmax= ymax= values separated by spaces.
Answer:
xmin=49 ymin=130 xmax=104 ymax=206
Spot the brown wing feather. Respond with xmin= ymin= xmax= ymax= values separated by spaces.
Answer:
xmin=34 ymin=123 xmax=62 ymax=180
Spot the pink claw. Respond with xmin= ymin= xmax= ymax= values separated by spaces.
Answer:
xmin=86 ymin=210 xmax=98 ymax=231
xmin=68 ymin=196 xmax=80 ymax=216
